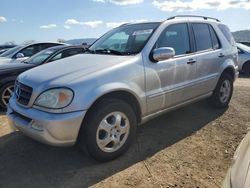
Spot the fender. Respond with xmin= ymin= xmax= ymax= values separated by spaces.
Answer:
xmin=83 ymin=82 xmax=146 ymax=116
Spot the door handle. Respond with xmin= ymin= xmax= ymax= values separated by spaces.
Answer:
xmin=187 ymin=59 xmax=196 ymax=64
xmin=218 ymin=53 xmax=225 ymax=58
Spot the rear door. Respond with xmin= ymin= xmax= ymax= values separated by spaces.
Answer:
xmin=191 ymin=23 xmax=222 ymax=95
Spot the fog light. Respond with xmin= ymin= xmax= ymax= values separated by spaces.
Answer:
xmin=30 ymin=120 xmax=43 ymax=131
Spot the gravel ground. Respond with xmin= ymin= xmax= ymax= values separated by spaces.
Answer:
xmin=0 ymin=77 xmax=249 ymax=188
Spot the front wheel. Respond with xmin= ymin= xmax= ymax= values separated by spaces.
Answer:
xmin=208 ymin=73 xmax=233 ymax=108
xmin=0 ymin=82 xmax=15 ymax=109
xmin=78 ymin=98 xmax=137 ymax=161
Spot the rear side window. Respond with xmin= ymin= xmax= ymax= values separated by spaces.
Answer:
xmin=209 ymin=25 xmax=220 ymax=49
xmin=192 ymin=23 xmax=213 ymax=51
xmin=218 ymin=24 xmax=235 ymax=46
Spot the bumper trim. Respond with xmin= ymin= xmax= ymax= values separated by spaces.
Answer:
xmin=7 ymin=99 xmax=86 ymax=147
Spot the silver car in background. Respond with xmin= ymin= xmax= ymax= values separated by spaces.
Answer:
xmin=0 ymin=42 xmax=63 ymax=64
xmin=237 ymin=43 xmax=250 ymax=75
xmin=7 ymin=15 xmax=238 ymax=161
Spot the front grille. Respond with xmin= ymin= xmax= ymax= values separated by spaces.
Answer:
xmin=15 ymin=81 xmax=33 ymax=106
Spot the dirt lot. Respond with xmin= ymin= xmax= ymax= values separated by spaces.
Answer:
xmin=0 ymin=77 xmax=250 ymax=188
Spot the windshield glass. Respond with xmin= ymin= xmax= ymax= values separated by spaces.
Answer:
xmin=25 ymin=48 xmax=58 ymax=65
xmin=0 ymin=45 xmax=23 ymax=57
xmin=237 ymin=43 xmax=250 ymax=53
xmin=89 ymin=23 xmax=160 ymax=55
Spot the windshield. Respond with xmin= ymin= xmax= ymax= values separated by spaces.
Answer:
xmin=24 ymin=48 xmax=58 ymax=65
xmin=0 ymin=45 xmax=23 ymax=57
xmin=237 ymin=43 xmax=250 ymax=53
xmin=89 ymin=23 xmax=160 ymax=55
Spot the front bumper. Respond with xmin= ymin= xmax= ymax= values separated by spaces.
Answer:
xmin=7 ymin=98 xmax=86 ymax=146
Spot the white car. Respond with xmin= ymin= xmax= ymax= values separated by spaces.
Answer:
xmin=0 ymin=42 xmax=63 ymax=64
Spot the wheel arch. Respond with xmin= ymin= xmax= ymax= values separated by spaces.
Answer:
xmin=242 ymin=60 xmax=250 ymax=73
xmin=221 ymin=66 xmax=236 ymax=80
xmin=85 ymin=89 xmax=143 ymax=124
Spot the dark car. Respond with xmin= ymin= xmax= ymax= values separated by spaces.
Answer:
xmin=0 ymin=42 xmax=64 ymax=64
xmin=0 ymin=45 xmax=86 ymax=108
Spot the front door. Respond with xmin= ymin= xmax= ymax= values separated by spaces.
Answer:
xmin=144 ymin=23 xmax=198 ymax=115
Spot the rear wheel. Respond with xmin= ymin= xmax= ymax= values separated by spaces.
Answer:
xmin=208 ymin=73 xmax=233 ymax=108
xmin=78 ymin=98 xmax=137 ymax=161
xmin=0 ymin=82 xmax=14 ymax=109
xmin=242 ymin=61 xmax=250 ymax=75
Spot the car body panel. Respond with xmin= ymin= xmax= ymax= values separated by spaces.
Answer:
xmin=223 ymin=131 xmax=250 ymax=188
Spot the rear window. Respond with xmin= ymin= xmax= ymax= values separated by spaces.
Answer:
xmin=192 ymin=23 xmax=213 ymax=51
xmin=218 ymin=24 xmax=235 ymax=46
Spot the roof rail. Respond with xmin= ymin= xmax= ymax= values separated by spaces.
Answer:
xmin=167 ymin=15 xmax=220 ymax=22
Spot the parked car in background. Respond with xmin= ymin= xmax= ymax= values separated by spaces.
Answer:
xmin=7 ymin=15 xmax=238 ymax=161
xmin=0 ymin=49 xmax=9 ymax=55
xmin=239 ymin=41 xmax=250 ymax=47
xmin=0 ymin=45 xmax=86 ymax=108
xmin=222 ymin=131 xmax=250 ymax=188
xmin=237 ymin=43 xmax=250 ymax=75
xmin=0 ymin=42 xmax=63 ymax=64
xmin=0 ymin=44 xmax=16 ymax=50
xmin=0 ymin=44 xmax=16 ymax=55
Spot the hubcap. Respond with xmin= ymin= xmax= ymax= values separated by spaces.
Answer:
xmin=219 ymin=80 xmax=231 ymax=103
xmin=1 ymin=85 xmax=14 ymax=106
xmin=96 ymin=112 xmax=130 ymax=153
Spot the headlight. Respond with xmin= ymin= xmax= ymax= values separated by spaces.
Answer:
xmin=34 ymin=88 xmax=73 ymax=109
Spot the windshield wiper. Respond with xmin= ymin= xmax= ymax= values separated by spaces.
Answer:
xmin=85 ymin=48 xmax=130 ymax=55
xmin=85 ymin=48 xmax=95 ymax=54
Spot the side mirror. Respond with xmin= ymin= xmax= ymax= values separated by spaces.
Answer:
xmin=152 ymin=47 xmax=175 ymax=62
xmin=15 ymin=53 xmax=25 ymax=58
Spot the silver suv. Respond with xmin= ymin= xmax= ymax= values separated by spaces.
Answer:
xmin=7 ymin=15 xmax=238 ymax=161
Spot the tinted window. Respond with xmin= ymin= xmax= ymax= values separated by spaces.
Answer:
xmin=49 ymin=48 xmax=84 ymax=62
xmin=156 ymin=23 xmax=190 ymax=56
xmin=209 ymin=25 xmax=220 ymax=49
xmin=41 ymin=43 xmax=61 ymax=50
xmin=192 ymin=23 xmax=213 ymax=51
xmin=25 ymin=48 xmax=59 ymax=65
xmin=19 ymin=45 xmax=37 ymax=57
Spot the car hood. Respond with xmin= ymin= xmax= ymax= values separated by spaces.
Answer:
xmin=18 ymin=53 xmax=136 ymax=87
xmin=230 ymin=131 xmax=250 ymax=188
xmin=0 ymin=62 xmax=34 ymax=71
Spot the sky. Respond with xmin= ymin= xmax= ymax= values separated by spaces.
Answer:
xmin=0 ymin=0 xmax=250 ymax=44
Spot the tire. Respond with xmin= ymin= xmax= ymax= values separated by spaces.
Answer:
xmin=208 ymin=73 xmax=233 ymax=108
xmin=242 ymin=61 xmax=250 ymax=76
xmin=0 ymin=82 xmax=15 ymax=109
xmin=78 ymin=98 xmax=137 ymax=162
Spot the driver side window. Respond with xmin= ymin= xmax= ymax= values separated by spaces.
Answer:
xmin=155 ymin=23 xmax=190 ymax=56
xmin=18 ymin=45 xmax=36 ymax=57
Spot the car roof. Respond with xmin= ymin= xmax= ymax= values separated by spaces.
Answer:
xmin=120 ymin=15 xmax=220 ymax=28
xmin=45 ymin=45 xmax=86 ymax=52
